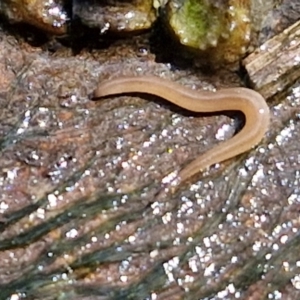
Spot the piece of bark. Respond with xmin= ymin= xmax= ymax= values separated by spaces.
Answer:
xmin=243 ymin=19 xmax=300 ymax=99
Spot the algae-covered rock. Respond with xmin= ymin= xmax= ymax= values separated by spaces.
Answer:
xmin=0 ymin=0 xmax=294 ymax=68
xmin=162 ymin=0 xmax=252 ymax=63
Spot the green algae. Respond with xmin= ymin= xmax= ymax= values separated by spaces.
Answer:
xmin=164 ymin=0 xmax=252 ymax=63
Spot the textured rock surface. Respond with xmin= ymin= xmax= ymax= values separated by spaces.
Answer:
xmin=0 ymin=9 xmax=300 ymax=300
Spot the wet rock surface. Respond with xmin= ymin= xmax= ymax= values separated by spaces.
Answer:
xmin=0 ymin=0 xmax=68 ymax=35
xmin=73 ymin=0 xmax=156 ymax=33
xmin=0 ymin=4 xmax=300 ymax=300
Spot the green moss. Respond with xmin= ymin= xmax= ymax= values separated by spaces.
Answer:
xmin=169 ymin=0 xmax=225 ymax=49
xmin=166 ymin=0 xmax=252 ymax=63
